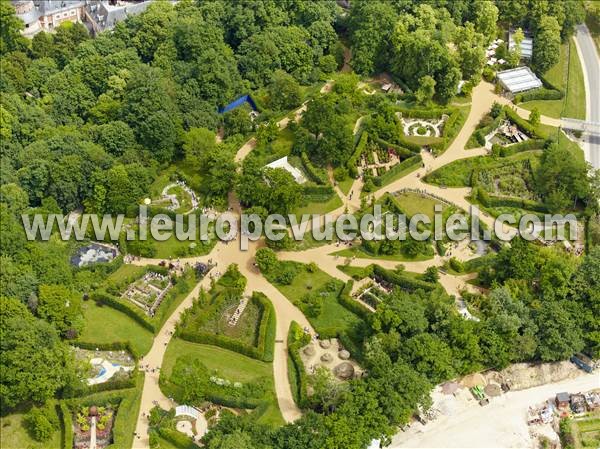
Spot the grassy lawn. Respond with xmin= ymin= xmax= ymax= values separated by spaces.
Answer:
xmin=564 ymin=37 xmax=586 ymax=120
xmin=127 ymin=228 xmax=216 ymax=259
xmin=0 ymin=409 xmax=62 ymax=449
xmin=79 ymin=301 xmax=154 ymax=356
xmin=272 ymin=262 xmax=363 ymax=336
xmin=337 ymin=177 xmax=355 ymax=196
xmin=520 ymin=99 xmax=564 ymax=118
xmin=106 ymin=264 xmax=147 ymax=284
xmin=293 ymin=193 xmax=343 ymax=217
xmin=162 ymin=340 xmax=283 ymax=426
xmin=390 ymin=191 xmax=447 ymax=221
xmin=520 ymin=39 xmax=586 ymax=120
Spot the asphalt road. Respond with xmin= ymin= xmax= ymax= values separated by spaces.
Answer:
xmin=574 ymin=24 xmax=600 ymax=169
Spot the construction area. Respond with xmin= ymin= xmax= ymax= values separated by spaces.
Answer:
xmin=391 ymin=361 xmax=599 ymax=448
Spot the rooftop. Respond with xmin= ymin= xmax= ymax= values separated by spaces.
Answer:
xmin=497 ymin=66 xmax=542 ymax=94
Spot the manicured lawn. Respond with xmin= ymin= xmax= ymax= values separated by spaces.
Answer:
xmin=521 ymin=99 xmax=564 ymax=118
xmin=521 ymin=40 xmax=586 ymax=120
xmin=107 ymin=264 xmax=146 ymax=284
xmin=564 ymin=37 xmax=586 ymax=120
xmin=390 ymin=191 xmax=447 ymax=221
xmin=272 ymin=263 xmax=363 ymax=335
xmin=0 ymin=410 xmax=62 ymax=449
xmin=337 ymin=177 xmax=355 ymax=195
xmin=79 ymin=301 xmax=154 ymax=356
xmin=293 ymin=192 xmax=343 ymax=217
xmin=162 ymin=340 xmax=283 ymax=426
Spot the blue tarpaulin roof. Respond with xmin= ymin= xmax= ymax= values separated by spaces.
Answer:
xmin=218 ymin=94 xmax=258 ymax=114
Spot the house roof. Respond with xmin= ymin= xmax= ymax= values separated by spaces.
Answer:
xmin=556 ymin=392 xmax=570 ymax=402
xmin=497 ymin=66 xmax=542 ymax=93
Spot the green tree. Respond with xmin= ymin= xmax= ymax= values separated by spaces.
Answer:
xmin=1 ymin=298 xmax=76 ymax=409
xmin=183 ymin=127 xmax=217 ymax=169
xmin=0 ymin=3 xmax=27 ymax=55
xmin=255 ymin=247 xmax=278 ymax=273
xmin=37 ymin=285 xmax=82 ymax=338
xmin=268 ymin=70 xmax=302 ymax=111
xmin=533 ymin=15 xmax=561 ymax=73
xmin=473 ymin=1 xmax=499 ymax=43
xmin=529 ymin=107 xmax=541 ymax=126
xmin=415 ymin=75 xmax=436 ymax=105
xmin=24 ymin=407 xmax=54 ymax=442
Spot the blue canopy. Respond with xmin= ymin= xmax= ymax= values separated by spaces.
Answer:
xmin=218 ymin=94 xmax=258 ymax=114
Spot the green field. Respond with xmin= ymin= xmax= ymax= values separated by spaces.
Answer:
xmin=521 ymin=40 xmax=586 ymax=120
xmin=0 ymin=409 xmax=62 ymax=449
xmin=563 ymin=37 xmax=586 ymax=120
xmin=106 ymin=264 xmax=147 ymax=284
xmin=390 ymin=191 xmax=447 ymax=221
xmin=293 ymin=192 xmax=343 ymax=217
xmin=79 ymin=301 xmax=154 ymax=356
xmin=272 ymin=263 xmax=363 ymax=335
xmin=337 ymin=176 xmax=355 ymax=196
xmin=161 ymin=340 xmax=283 ymax=426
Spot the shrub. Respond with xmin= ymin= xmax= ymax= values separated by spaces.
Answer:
xmin=337 ymin=280 xmax=371 ymax=319
xmin=449 ymin=257 xmax=464 ymax=273
xmin=514 ymin=87 xmax=563 ymax=103
xmin=482 ymin=67 xmax=495 ymax=82
xmin=347 ymin=131 xmax=369 ymax=178
xmin=333 ymin=166 xmax=348 ymax=182
xmin=276 ymin=265 xmax=298 ymax=285
xmin=300 ymin=152 xmax=328 ymax=185
xmin=25 ymin=408 xmax=54 ymax=442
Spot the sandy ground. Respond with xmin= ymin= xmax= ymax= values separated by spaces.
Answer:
xmin=390 ymin=372 xmax=599 ymax=449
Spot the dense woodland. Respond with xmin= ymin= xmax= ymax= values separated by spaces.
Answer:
xmin=0 ymin=1 xmax=599 ymax=449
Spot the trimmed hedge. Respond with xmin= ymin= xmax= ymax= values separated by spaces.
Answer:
xmin=473 ymin=187 xmax=548 ymax=213
xmin=157 ymin=427 xmax=196 ymax=449
xmin=300 ymin=152 xmax=328 ymax=185
xmin=514 ymin=87 xmax=563 ymax=103
xmin=347 ymin=131 xmax=369 ymax=178
xmin=504 ymin=107 xmax=543 ymax=138
xmin=372 ymin=136 xmax=417 ymax=157
xmin=74 ymin=340 xmax=140 ymax=359
xmin=372 ymin=265 xmax=436 ymax=292
xmin=302 ymin=184 xmax=335 ymax=201
xmin=253 ymin=292 xmax=276 ymax=362
xmin=287 ymin=321 xmax=310 ymax=408
xmin=395 ymin=106 xmax=453 ymax=119
xmin=337 ymin=280 xmax=372 ymax=319
xmin=498 ymin=138 xmax=547 ymax=157
xmin=58 ymin=402 xmax=73 ymax=449
xmin=376 ymin=154 xmax=422 ymax=186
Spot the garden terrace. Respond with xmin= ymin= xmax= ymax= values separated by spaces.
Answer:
xmin=160 ymin=340 xmax=283 ymax=427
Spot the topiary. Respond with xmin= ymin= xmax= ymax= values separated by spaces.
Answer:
xmin=25 ymin=408 xmax=53 ymax=442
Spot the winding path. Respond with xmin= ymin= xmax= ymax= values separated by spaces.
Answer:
xmin=131 ymin=79 xmax=567 ymax=448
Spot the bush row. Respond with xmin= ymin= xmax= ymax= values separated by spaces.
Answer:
xmin=514 ymin=87 xmax=563 ymax=103
xmin=178 ymin=329 xmax=263 ymax=360
xmin=156 ymin=427 xmax=196 ymax=449
xmin=372 ymin=136 xmax=417 ymax=158
xmin=58 ymin=402 xmax=73 ymax=449
xmin=376 ymin=154 xmax=422 ymax=186
xmin=395 ymin=106 xmax=453 ymax=119
xmin=347 ymin=131 xmax=369 ymax=178
xmin=287 ymin=321 xmax=311 ymax=408
xmin=302 ymin=184 xmax=335 ymax=199
xmin=473 ymin=187 xmax=548 ymax=213
xmin=301 ymin=152 xmax=328 ymax=185
xmin=253 ymin=292 xmax=277 ymax=362
xmin=372 ymin=265 xmax=436 ymax=292
xmin=74 ymin=339 xmax=140 ymax=359
xmin=337 ymin=280 xmax=372 ymax=319
xmin=504 ymin=107 xmax=543 ymax=138
xmin=472 ymin=110 xmax=507 ymax=147
xmin=494 ymin=138 xmax=547 ymax=157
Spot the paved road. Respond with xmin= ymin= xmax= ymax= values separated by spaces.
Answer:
xmin=574 ymin=24 xmax=600 ymax=169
